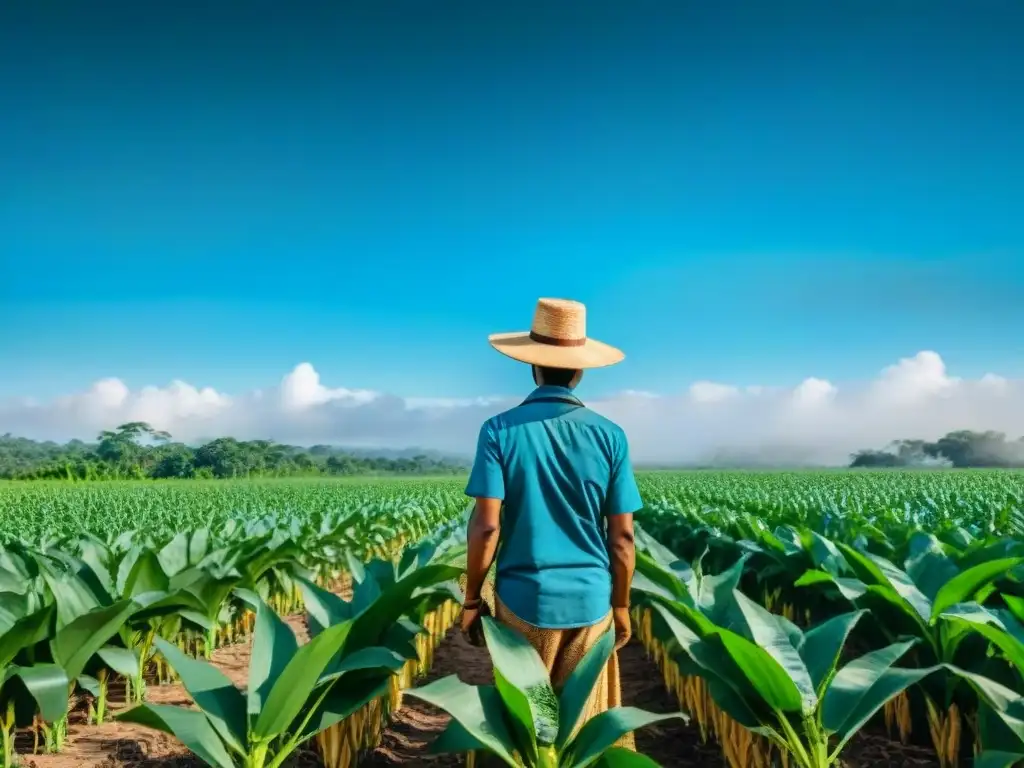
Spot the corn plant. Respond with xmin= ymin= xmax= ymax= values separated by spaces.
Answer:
xmin=116 ymin=594 xmax=405 ymax=768
xmin=0 ymin=600 xmax=68 ymax=766
xmin=797 ymin=538 xmax=1023 ymax=765
xmin=409 ymin=616 xmax=682 ymax=767
xmin=650 ymin=590 xmax=938 ymax=768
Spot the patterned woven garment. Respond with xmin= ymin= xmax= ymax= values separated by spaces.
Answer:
xmin=494 ymin=596 xmax=636 ymax=751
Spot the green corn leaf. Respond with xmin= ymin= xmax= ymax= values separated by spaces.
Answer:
xmin=596 ymin=747 xmax=665 ymax=768
xmin=12 ymin=664 xmax=70 ymax=724
xmin=97 ymin=645 xmax=141 ymax=677
xmin=428 ymin=719 xmax=489 ymax=755
xmin=557 ymin=628 xmax=616 ymax=749
xmin=296 ymin=576 xmax=351 ymax=637
xmin=246 ymin=598 xmax=299 ymax=717
xmin=731 ymin=591 xmax=815 ymax=712
xmin=253 ymin=619 xmax=356 ymax=740
xmin=794 ymin=570 xmax=867 ymax=603
xmin=821 ymin=640 xmax=927 ymax=749
xmin=405 ymin=677 xmax=519 ymax=766
xmin=116 ymin=703 xmax=235 ymax=768
xmin=152 ymin=637 xmax=247 ymax=755
xmin=974 ymin=752 xmax=1024 ymax=768
xmin=482 ymin=616 xmax=559 ymax=747
xmin=718 ymin=630 xmax=805 ymax=713
xmin=50 ymin=599 xmax=138 ymax=681
xmin=0 ymin=605 xmax=52 ymax=668
xmin=931 ymin=558 xmax=1024 ymax=620
xmin=800 ymin=610 xmax=865 ymax=695
xmin=122 ymin=549 xmax=170 ymax=598
xmin=838 ymin=544 xmax=932 ymax=626
xmin=297 ymin=672 xmax=392 ymax=742
xmin=566 ymin=708 xmax=684 ymax=768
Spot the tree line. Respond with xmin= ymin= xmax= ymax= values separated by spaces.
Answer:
xmin=849 ymin=430 xmax=1024 ymax=468
xmin=0 ymin=422 xmax=469 ymax=480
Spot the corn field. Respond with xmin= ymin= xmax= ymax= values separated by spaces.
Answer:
xmin=0 ymin=471 xmax=1022 ymax=767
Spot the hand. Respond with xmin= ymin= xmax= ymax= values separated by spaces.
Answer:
xmin=460 ymin=606 xmax=480 ymax=635
xmin=612 ymin=606 xmax=632 ymax=650
xmin=460 ymin=599 xmax=490 ymax=647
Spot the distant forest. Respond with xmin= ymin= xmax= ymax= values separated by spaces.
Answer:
xmin=849 ymin=430 xmax=1024 ymax=468
xmin=0 ymin=422 xmax=469 ymax=480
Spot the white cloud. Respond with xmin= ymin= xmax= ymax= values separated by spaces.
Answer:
xmin=688 ymin=381 xmax=739 ymax=404
xmin=2 ymin=352 xmax=1023 ymax=466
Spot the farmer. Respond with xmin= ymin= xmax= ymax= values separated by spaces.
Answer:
xmin=461 ymin=297 xmax=641 ymax=745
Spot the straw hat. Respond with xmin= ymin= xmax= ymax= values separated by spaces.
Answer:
xmin=488 ymin=298 xmax=625 ymax=369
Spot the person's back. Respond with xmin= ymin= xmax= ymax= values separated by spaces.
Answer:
xmin=459 ymin=297 xmax=641 ymax=751
xmin=471 ymin=384 xmax=638 ymax=629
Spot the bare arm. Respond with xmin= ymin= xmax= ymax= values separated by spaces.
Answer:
xmin=607 ymin=512 xmax=635 ymax=609
xmin=464 ymin=497 xmax=502 ymax=604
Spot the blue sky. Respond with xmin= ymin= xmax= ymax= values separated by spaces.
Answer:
xmin=2 ymin=1 xmax=1023 ymax=404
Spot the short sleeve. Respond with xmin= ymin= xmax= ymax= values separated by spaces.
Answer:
xmin=465 ymin=421 xmax=505 ymax=500
xmin=606 ymin=431 xmax=642 ymax=515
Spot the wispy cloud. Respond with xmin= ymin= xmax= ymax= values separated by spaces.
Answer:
xmin=2 ymin=351 xmax=1021 ymax=465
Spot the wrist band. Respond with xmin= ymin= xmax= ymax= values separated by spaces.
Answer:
xmin=463 ymin=598 xmax=482 ymax=609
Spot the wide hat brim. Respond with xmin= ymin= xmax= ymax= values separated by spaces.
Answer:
xmin=488 ymin=332 xmax=625 ymax=369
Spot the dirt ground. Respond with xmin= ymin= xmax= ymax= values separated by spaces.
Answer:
xmin=19 ymin=616 xmax=942 ymax=768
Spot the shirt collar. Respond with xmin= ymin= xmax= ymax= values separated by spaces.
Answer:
xmin=523 ymin=385 xmax=583 ymax=404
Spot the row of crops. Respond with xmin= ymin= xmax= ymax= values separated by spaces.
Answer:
xmin=630 ymin=469 xmax=1024 ymax=768
xmin=1 ymin=471 xmax=1024 ymax=767
xmin=0 ymin=480 xmax=471 ymax=767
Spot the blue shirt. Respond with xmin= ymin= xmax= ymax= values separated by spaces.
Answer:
xmin=464 ymin=385 xmax=643 ymax=629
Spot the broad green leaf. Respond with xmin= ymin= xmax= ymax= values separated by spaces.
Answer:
xmin=945 ymin=610 xmax=1024 ymax=675
xmin=975 ymin=752 xmax=1024 ymax=768
xmin=428 ymin=719 xmax=489 ymax=755
xmin=97 ymin=646 xmax=141 ymax=677
xmin=346 ymin=562 xmax=462 ymax=651
xmin=13 ymin=664 xmax=70 ymax=723
xmin=557 ymin=629 xmax=616 ymax=749
xmin=0 ymin=605 xmax=52 ymax=668
xmin=122 ymin=550 xmax=170 ymax=599
xmin=152 ymin=637 xmax=247 ymax=754
xmin=732 ymin=591 xmax=815 ymax=711
xmin=381 ymin=618 xmax=422 ymax=661
xmin=822 ymin=640 xmax=921 ymax=742
xmin=947 ymin=666 xmax=1024 ymax=752
xmin=932 ymin=558 xmax=1024 ymax=620
xmin=706 ymin=676 xmax=765 ymax=730
xmin=631 ymin=554 xmax=686 ymax=603
xmin=296 ymin=576 xmax=350 ymax=637
xmin=50 ymin=599 xmax=138 ymax=681
xmin=253 ymin=620 xmax=355 ymax=739
xmin=800 ymin=611 xmax=865 ymax=695
xmin=38 ymin=563 xmax=106 ymax=628
xmin=717 ymin=629 xmax=804 ymax=713
xmin=695 ymin=555 xmax=748 ymax=620
xmin=905 ymin=533 xmax=959 ymax=602
xmin=482 ymin=617 xmax=559 ymax=747
xmin=596 ymin=747 xmax=664 ymax=768
xmin=116 ymin=703 xmax=235 ymax=768
xmin=246 ymin=599 xmax=299 ymax=717
xmin=838 ymin=544 xmax=932 ymax=625
xmin=405 ymin=677 xmax=518 ymax=766
xmin=795 ymin=570 xmax=867 ymax=602
xmin=567 ymin=707 xmax=683 ymax=768
xmin=830 ymin=663 xmax=939 ymax=757
xmin=297 ymin=673 xmax=392 ymax=742
xmin=329 ymin=645 xmax=406 ymax=676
